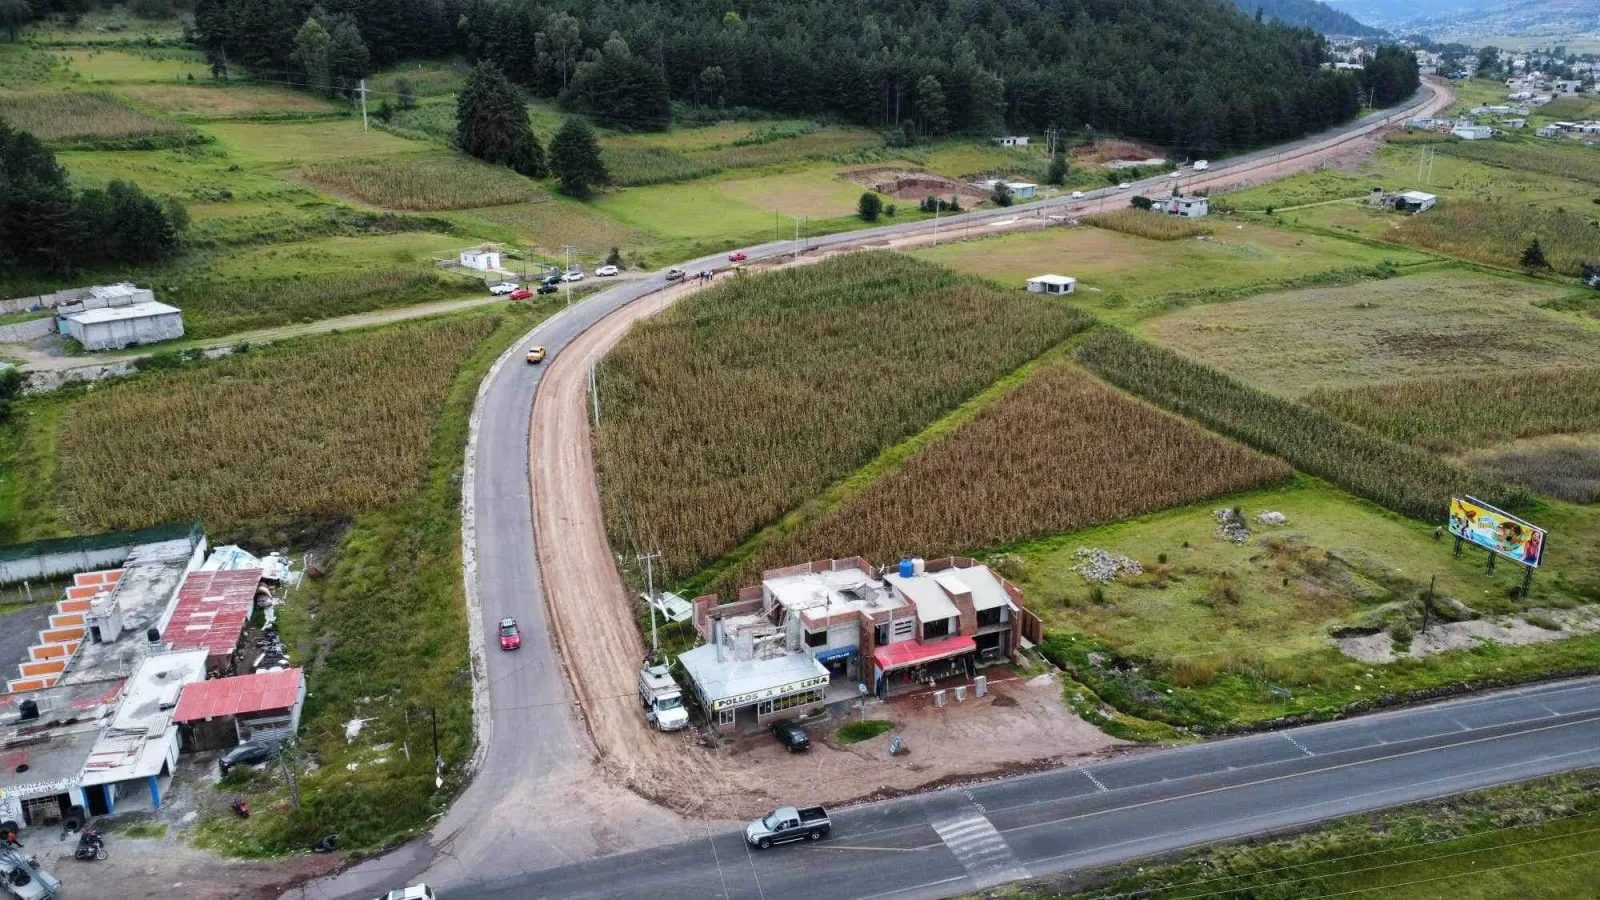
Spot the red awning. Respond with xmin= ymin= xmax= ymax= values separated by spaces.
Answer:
xmin=873 ymin=635 xmax=977 ymax=672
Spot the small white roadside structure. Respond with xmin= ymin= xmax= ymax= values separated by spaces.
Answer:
xmin=458 ymin=247 xmax=502 ymax=272
xmin=1451 ymin=124 xmax=1493 ymax=140
xmin=1006 ymin=182 xmax=1038 ymax=200
xmin=993 ymin=136 xmax=1029 ymax=147
xmin=1026 ymin=274 xmax=1076 ymax=295
xmin=1393 ymin=191 xmax=1436 ymax=213
xmin=58 ymin=301 xmax=184 ymax=350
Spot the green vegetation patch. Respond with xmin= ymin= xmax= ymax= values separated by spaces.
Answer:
xmin=601 ymin=142 xmax=722 ymax=187
xmin=1074 ymin=329 xmax=1518 ymax=522
xmin=54 ymin=314 xmax=504 ymax=532
xmin=835 ymin=719 xmax=894 ymax=743
xmin=206 ymin=119 xmax=433 ymax=164
xmin=1394 ymin=201 xmax=1600 ymax=277
xmin=53 ymin=48 xmax=208 ymax=83
xmin=1142 ymin=270 xmax=1595 ymax=396
xmin=301 ymin=154 xmax=545 ymax=211
xmin=729 ymin=363 xmax=1288 ymax=589
xmin=0 ymin=44 xmax=56 ymax=87
xmin=1040 ymin=772 xmax=1600 ymax=899
xmin=116 ymin=84 xmax=342 ymax=119
xmin=0 ymin=91 xmax=190 ymax=146
xmin=1436 ymin=139 xmax=1600 ymax=188
xmin=462 ymin=197 xmax=656 ymax=259
xmin=163 ymin=269 xmax=476 ymax=339
xmin=594 ymin=251 xmax=1093 ymax=581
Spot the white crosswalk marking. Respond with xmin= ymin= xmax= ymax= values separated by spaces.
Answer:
xmin=931 ymin=809 xmax=1029 ymax=890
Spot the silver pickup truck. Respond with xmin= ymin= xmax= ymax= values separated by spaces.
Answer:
xmin=745 ymin=805 xmax=830 ymax=849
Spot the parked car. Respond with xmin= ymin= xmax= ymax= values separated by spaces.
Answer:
xmin=536 ymin=283 xmax=558 ymax=295
xmin=541 ymin=273 xmax=562 ymax=286
xmin=561 ymin=270 xmax=584 ymax=283
xmin=1071 ymin=191 xmax=1084 ymax=199
xmin=745 ymin=806 xmax=830 ymax=849
xmin=219 ymin=740 xmax=277 ymax=775
xmin=595 ymin=264 xmax=619 ymax=277
xmin=508 ymin=289 xmax=533 ymax=301
xmin=772 ymin=721 xmax=810 ymax=752
xmin=728 ymin=251 xmax=748 ymax=262
xmin=1117 ymin=182 xmax=1131 ymax=190
xmin=489 ymin=282 xmax=519 ymax=295
xmin=374 ymin=886 xmax=435 ymax=900
xmin=1193 ymin=160 xmax=1209 ymax=171
xmin=665 ymin=268 xmax=686 ymax=281
xmin=499 ymin=615 xmax=522 ymax=648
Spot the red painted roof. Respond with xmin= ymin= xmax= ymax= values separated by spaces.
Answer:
xmin=173 ymin=668 xmax=302 ymax=721
xmin=164 ymin=569 xmax=262 ymax=658
xmin=872 ymin=635 xmax=976 ymax=671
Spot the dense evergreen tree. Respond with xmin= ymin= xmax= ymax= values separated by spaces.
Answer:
xmin=915 ymin=76 xmax=949 ymax=137
xmin=548 ymin=117 xmax=608 ymax=197
xmin=456 ymin=60 xmax=546 ymax=177
xmin=1046 ymin=152 xmax=1068 ymax=185
xmin=290 ymin=16 xmax=332 ymax=93
xmin=0 ymin=124 xmax=182 ymax=276
xmin=857 ymin=191 xmax=882 ymax=221
xmin=187 ymin=0 xmax=1420 ymax=155
xmin=1360 ymin=45 xmax=1420 ymax=107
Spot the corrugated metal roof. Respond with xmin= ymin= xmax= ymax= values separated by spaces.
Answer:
xmin=162 ymin=569 xmax=261 ymax=658
xmin=60 ymin=301 xmax=181 ymax=326
xmin=172 ymin=668 xmax=302 ymax=722
xmin=885 ymin=573 xmax=961 ymax=623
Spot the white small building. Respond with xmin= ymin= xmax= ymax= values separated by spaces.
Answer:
xmin=1502 ymin=118 xmax=1526 ymax=129
xmin=1026 ymin=274 xmax=1076 ymax=295
xmin=1154 ymin=193 xmax=1209 ymax=218
xmin=993 ymin=136 xmax=1029 ymax=147
xmin=1451 ymin=124 xmax=1494 ymax=140
xmin=77 ymin=649 xmax=208 ymax=816
xmin=1006 ymin=182 xmax=1037 ymax=200
xmin=458 ymin=247 xmax=501 ymax=272
xmin=1555 ymin=79 xmax=1582 ymax=95
xmin=1392 ymin=191 xmax=1436 ymax=213
xmin=58 ymin=301 xmax=184 ymax=351
xmin=1537 ymin=125 xmax=1562 ymax=138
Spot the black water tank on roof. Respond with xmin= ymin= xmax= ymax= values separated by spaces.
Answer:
xmin=147 ymin=627 xmax=161 ymax=643
xmin=18 ymin=699 xmax=39 ymax=721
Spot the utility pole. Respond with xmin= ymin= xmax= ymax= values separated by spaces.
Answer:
xmin=638 ymin=551 xmax=662 ymax=658
xmin=932 ymin=197 xmax=939 ymax=246
xmin=793 ymin=216 xmax=800 ymax=261
xmin=1426 ymin=147 xmax=1435 ymax=184
xmin=562 ymin=245 xmax=575 ymax=306
xmin=358 ymin=78 xmax=368 ymax=132
xmin=431 ymin=707 xmax=443 ymax=789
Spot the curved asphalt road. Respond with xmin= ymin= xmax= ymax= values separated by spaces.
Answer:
xmin=296 ymin=82 xmax=1452 ymax=899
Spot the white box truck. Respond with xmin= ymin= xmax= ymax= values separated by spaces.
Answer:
xmin=637 ymin=664 xmax=689 ymax=732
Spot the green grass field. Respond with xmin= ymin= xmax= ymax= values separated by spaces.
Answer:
xmin=909 ymin=220 xmax=1427 ymax=324
xmin=206 ymin=119 xmax=434 ymax=164
xmin=1143 ymin=269 xmax=1598 ymax=396
xmin=460 ymin=197 xmax=657 ymax=260
xmin=592 ymin=164 xmax=871 ymax=242
xmin=301 ymin=154 xmax=545 ymax=210
xmin=117 ymin=83 xmax=343 ymax=119
xmin=52 ymin=48 xmax=209 ymax=83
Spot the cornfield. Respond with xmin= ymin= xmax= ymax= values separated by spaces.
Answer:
xmin=726 ymin=364 xmax=1289 ymax=587
xmin=165 ymin=270 xmax=475 ymax=339
xmin=593 ymin=251 xmax=1093 ymax=581
xmin=1084 ymin=208 xmax=1213 ymax=240
xmin=1073 ymin=329 xmax=1522 ymax=522
xmin=1394 ymin=201 xmax=1600 ymax=277
xmin=301 ymin=155 xmax=543 ymax=210
xmin=1306 ymin=368 xmax=1600 ymax=453
xmin=601 ymin=143 xmax=723 ymax=187
xmin=0 ymin=91 xmax=187 ymax=144
xmin=1437 ymin=139 xmax=1600 ymax=187
xmin=697 ymin=129 xmax=884 ymax=170
xmin=56 ymin=315 xmax=502 ymax=531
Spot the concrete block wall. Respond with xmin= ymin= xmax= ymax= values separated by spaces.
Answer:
xmin=0 ymin=317 xmax=56 ymax=343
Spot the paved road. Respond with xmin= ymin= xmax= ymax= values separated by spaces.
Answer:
xmin=461 ymin=677 xmax=1600 ymax=899
xmin=293 ymin=81 xmax=1450 ymax=899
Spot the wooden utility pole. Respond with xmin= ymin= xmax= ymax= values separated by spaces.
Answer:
xmin=358 ymin=78 xmax=368 ymax=132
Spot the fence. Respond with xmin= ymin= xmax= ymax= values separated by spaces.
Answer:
xmin=0 ymin=521 xmax=203 ymax=586
xmin=0 ymin=317 xmax=55 ymax=343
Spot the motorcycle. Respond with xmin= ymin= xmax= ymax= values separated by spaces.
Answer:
xmin=74 ymin=829 xmax=107 ymax=862
xmin=231 ymin=799 xmax=251 ymax=819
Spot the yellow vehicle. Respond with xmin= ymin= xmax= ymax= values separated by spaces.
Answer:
xmin=526 ymin=346 xmax=546 ymax=364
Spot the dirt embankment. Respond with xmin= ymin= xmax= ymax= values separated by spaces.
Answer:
xmin=846 ymin=166 xmax=992 ymax=204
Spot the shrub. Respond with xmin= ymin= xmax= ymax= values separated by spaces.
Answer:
xmin=857 ymin=191 xmax=883 ymax=221
xmin=1073 ymin=330 xmax=1521 ymax=522
xmin=836 ymin=719 xmax=894 ymax=743
xmin=1130 ymin=194 xmax=1154 ymax=210
xmin=1524 ymin=611 xmax=1563 ymax=631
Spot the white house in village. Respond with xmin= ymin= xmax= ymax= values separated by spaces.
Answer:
xmin=993 ymin=136 xmax=1029 ymax=147
xmin=1452 ymin=124 xmax=1493 ymax=140
xmin=458 ymin=247 xmax=502 ymax=272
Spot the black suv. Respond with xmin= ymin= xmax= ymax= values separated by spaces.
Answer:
xmin=219 ymin=740 xmax=278 ymax=774
xmin=772 ymin=721 xmax=810 ymax=752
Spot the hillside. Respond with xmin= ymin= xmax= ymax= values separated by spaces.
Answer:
xmin=1234 ymin=0 xmax=1385 ymax=36
xmin=187 ymin=0 xmax=1393 ymax=153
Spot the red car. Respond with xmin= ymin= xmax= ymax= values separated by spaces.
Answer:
xmin=498 ymin=616 xmax=521 ymax=650
xmin=508 ymin=289 xmax=533 ymax=301
xmin=728 ymin=251 xmax=748 ymax=262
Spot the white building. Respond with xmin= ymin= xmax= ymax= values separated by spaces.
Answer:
xmin=1452 ymin=124 xmax=1494 ymax=140
xmin=58 ymin=301 xmax=184 ymax=351
xmin=1006 ymin=182 xmax=1038 ymax=200
xmin=1392 ymin=191 xmax=1436 ymax=213
xmin=1026 ymin=274 xmax=1077 ymax=295
xmin=458 ymin=247 xmax=502 ymax=272
xmin=678 ymin=616 xmax=830 ymax=732
xmin=1537 ymin=125 xmax=1562 ymax=138
xmin=77 ymin=649 xmax=208 ymax=816
xmin=993 ymin=136 xmax=1029 ymax=147
xmin=1154 ymin=193 xmax=1210 ymax=218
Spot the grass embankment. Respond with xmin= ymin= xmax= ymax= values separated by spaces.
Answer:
xmin=193 ymin=307 xmax=546 ymax=856
xmin=1023 ymin=772 xmax=1600 ymax=899
xmin=593 ymin=251 xmax=1093 ymax=582
xmin=165 ymin=270 xmax=477 ymax=339
xmin=1073 ymin=329 xmax=1519 ymax=523
xmin=726 ymin=363 xmax=1288 ymax=589
xmin=1435 ymin=138 xmax=1600 ymax=188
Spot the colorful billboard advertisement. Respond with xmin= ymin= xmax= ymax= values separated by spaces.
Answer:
xmin=1448 ymin=497 xmax=1546 ymax=568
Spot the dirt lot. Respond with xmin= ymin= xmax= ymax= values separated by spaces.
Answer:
xmin=845 ymin=166 xmax=991 ymax=204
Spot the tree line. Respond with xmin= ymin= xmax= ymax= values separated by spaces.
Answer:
xmin=0 ymin=123 xmax=184 ymax=277
xmin=185 ymin=0 xmax=1418 ymax=155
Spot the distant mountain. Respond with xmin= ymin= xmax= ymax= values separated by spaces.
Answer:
xmin=1327 ymin=0 xmax=1598 ymax=34
xmin=1233 ymin=0 xmax=1386 ymax=35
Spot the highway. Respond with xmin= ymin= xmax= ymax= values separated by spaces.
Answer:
xmin=292 ymin=80 xmax=1459 ymax=900
xmin=461 ymin=677 xmax=1600 ymax=899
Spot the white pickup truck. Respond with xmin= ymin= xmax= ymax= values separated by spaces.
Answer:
xmin=0 ymin=849 xmax=60 ymax=900
xmin=637 ymin=664 xmax=690 ymax=732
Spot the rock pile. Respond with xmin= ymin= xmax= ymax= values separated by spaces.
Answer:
xmin=1213 ymin=507 xmax=1251 ymax=544
xmin=1071 ymin=547 xmax=1144 ymax=583
xmin=1255 ymin=511 xmax=1287 ymax=526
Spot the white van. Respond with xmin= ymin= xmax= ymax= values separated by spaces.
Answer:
xmin=1193 ymin=160 xmax=1209 ymax=171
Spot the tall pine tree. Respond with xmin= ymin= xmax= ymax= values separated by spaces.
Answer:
xmin=549 ymin=117 xmax=609 ymax=198
xmin=456 ymin=61 xmax=547 ymax=178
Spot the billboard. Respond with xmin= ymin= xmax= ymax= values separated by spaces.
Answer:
xmin=1448 ymin=497 xmax=1546 ymax=568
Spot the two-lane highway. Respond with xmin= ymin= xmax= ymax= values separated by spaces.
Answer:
xmin=463 ymin=677 xmax=1600 ymax=899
